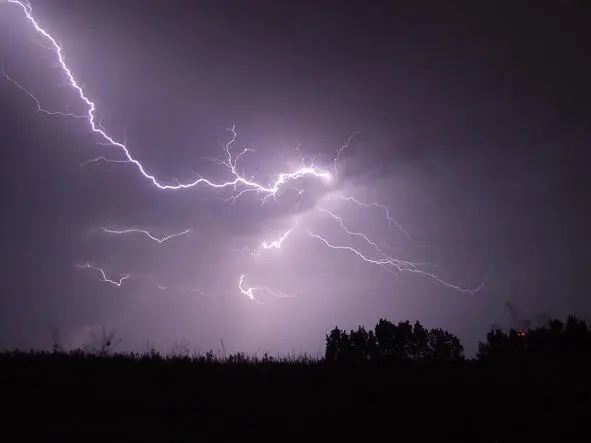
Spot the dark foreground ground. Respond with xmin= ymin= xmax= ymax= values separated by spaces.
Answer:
xmin=1 ymin=351 xmax=591 ymax=441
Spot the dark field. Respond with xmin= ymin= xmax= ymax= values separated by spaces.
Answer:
xmin=2 ymin=317 xmax=590 ymax=441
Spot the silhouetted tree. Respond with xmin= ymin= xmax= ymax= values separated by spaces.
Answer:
xmin=477 ymin=327 xmax=526 ymax=365
xmin=325 ymin=327 xmax=348 ymax=361
xmin=374 ymin=318 xmax=409 ymax=359
xmin=349 ymin=326 xmax=372 ymax=360
xmin=427 ymin=328 xmax=464 ymax=361
xmin=326 ymin=319 xmax=462 ymax=362
xmin=410 ymin=321 xmax=429 ymax=360
xmin=477 ymin=316 xmax=591 ymax=373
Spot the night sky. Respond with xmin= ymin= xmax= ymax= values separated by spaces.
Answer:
xmin=0 ymin=1 xmax=589 ymax=356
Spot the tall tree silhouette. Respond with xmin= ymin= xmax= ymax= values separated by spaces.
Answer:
xmin=325 ymin=327 xmax=348 ymax=361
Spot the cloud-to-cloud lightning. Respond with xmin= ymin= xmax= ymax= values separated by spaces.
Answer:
xmin=99 ymin=227 xmax=192 ymax=244
xmin=4 ymin=0 xmax=483 ymax=299
xmin=75 ymin=263 xmax=130 ymax=287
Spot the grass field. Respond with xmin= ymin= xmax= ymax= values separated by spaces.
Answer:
xmin=1 ymin=344 xmax=589 ymax=441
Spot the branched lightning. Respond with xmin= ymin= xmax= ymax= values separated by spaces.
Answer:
xmin=316 ymin=208 xmax=418 ymax=270
xmin=99 ymin=227 xmax=192 ymax=244
xmin=306 ymin=230 xmax=483 ymax=294
xmin=4 ymin=0 xmax=332 ymax=197
xmin=237 ymin=274 xmax=264 ymax=303
xmin=75 ymin=263 xmax=130 ymax=287
xmin=131 ymin=273 xmax=211 ymax=296
xmin=79 ymin=157 xmax=131 ymax=167
xmin=340 ymin=196 xmax=419 ymax=246
xmin=2 ymin=68 xmax=86 ymax=119
xmin=5 ymin=0 xmax=484 ymax=300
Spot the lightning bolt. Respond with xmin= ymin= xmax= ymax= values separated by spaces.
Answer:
xmin=237 ymin=274 xmax=264 ymax=303
xmin=153 ymin=283 xmax=210 ymax=298
xmin=2 ymin=68 xmax=86 ymax=119
xmin=314 ymin=200 xmax=482 ymax=293
xmin=5 ymin=0 xmax=484 ymax=301
xmin=316 ymin=208 xmax=417 ymax=270
xmin=245 ymin=218 xmax=300 ymax=257
xmin=306 ymin=230 xmax=483 ymax=294
xmin=131 ymin=273 xmax=211 ymax=297
xmin=75 ymin=263 xmax=130 ymax=287
xmin=261 ymin=229 xmax=292 ymax=250
xmin=178 ymin=285 xmax=210 ymax=298
xmin=340 ymin=196 xmax=419 ymax=246
xmin=79 ymin=157 xmax=131 ymax=167
xmin=99 ymin=227 xmax=192 ymax=244
xmin=333 ymin=130 xmax=358 ymax=175
xmin=4 ymin=0 xmax=333 ymax=197
xmin=238 ymin=274 xmax=298 ymax=303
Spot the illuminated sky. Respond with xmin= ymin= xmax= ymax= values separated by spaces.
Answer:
xmin=0 ymin=1 xmax=588 ymax=355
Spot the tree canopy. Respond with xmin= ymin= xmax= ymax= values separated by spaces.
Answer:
xmin=326 ymin=315 xmax=591 ymax=369
xmin=477 ymin=315 xmax=591 ymax=371
xmin=325 ymin=319 xmax=463 ymax=362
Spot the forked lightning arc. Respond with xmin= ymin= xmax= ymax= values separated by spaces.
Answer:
xmin=76 ymin=263 xmax=129 ymax=287
xmin=3 ymin=0 xmax=483 ymax=299
xmin=99 ymin=228 xmax=192 ymax=244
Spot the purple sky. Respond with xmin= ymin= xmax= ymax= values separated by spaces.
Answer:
xmin=0 ymin=1 xmax=589 ymax=356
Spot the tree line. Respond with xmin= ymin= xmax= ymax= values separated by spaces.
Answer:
xmin=325 ymin=315 xmax=591 ymax=364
